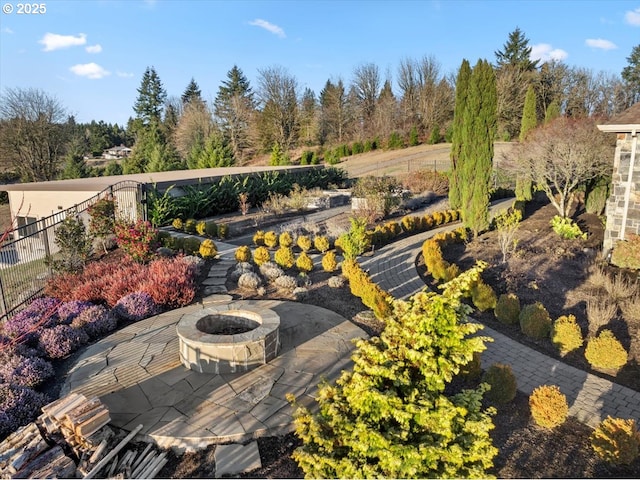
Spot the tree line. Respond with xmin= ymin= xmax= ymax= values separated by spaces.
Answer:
xmin=0 ymin=28 xmax=638 ymax=183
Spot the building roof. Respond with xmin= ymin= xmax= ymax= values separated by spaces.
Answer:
xmin=598 ymin=102 xmax=640 ymax=132
xmin=0 ymin=165 xmax=319 ymax=192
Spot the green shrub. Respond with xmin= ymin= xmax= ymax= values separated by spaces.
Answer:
xmin=471 ymin=281 xmax=497 ymax=312
xmin=217 ymin=223 xmax=229 ymax=239
xmin=157 ymin=230 xmax=173 ymax=248
xmin=274 ymin=246 xmax=295 ymax=269
xmin=519 ymin=302 xmax=551 ymax=339
xmin=184 ymin=218 xmax=198 ymax=234
xmin=387 ymin=131 xmax=404 ymax=149
xmin=235 ymin=245 xmax=252 ymax=263
xmin=351 ymin=141 xmax=364 ymax=154
xmin=205 ymin=220 xmax=217 ymax=238
xmin=585 ymin=330 xmax=628 ymax=370
xmin=611 ymin=234 xmax=640 ymax=270
xmin=296 ymin=252 xmax=314 ymax=273
xmin=199 ymin=239 xmax=217 ymax=259
xmin=49 ymin=214 xmax=93 ymax=273
xmin=495 ymin=293 xmax=521 ymax=325
xmin=483 ymin=363 xmax=517 ymax=405
xmin=253 ymin=246 xmax=271 ymax=266
xmin=591 ymin=416 xmax=640 ymax=465
xmin=551 ymin=314 xmax=583 ymax=355
xmin=459 ymin=351 xmax=482 ymax=380
xmin=296 ymin=235 xmax=312 ymax=252
xmin=550 ymin=215 xmax=587 ymax=240
xmin=182 ymin=236 xmax=202 ymax=255
xmin=264 ymin=230 xmax=278 ymax=249
xmin=313 ymin=235 xmax=330 ymax=253
xmin=172 ymin=218 xmax=183 ymax=231
xmin=322 ymin=251 xmax=338 ymax=272
xmin=529 ymin=385 xmax=569 ymax=429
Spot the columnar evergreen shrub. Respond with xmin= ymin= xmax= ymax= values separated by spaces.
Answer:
xmin=199 ymin=239 xmax=217 ymax=259
xmin=296 ymin=235 xmax=312 ymax=252
xmin=519 ymin=302 xmax=551 ymax=339
xmin=295 ymin=252 xmax=314 ymax=273
xmin=264 ymin=231 xmax=278 ymax=249
xmin=591 ymin=416 xmax=640 ymax=465
xmin=585 ymin=330 xmax=628 ymax=370
xmin=274 ymin=247 xmax=295 ymax=269
xmin=235 ymin=245 xmax=252 ymax=263
xmin=483 ymin=363 xmax=517 ymax=405
xmin=253 ymin=246 xmax=270 ymax=266
xmin=494 ymin=293 xmax=521 ymax=325
xmin=529 ymin=385 xmax=569 ymax=429
xmin=322 ymin=251 xmax=338 ymax=272
xmin=313 ymin=235 xmax=330 ymax=253
xmin=290 ymin=264 xmax=497 ymax=478
xmin=551 ymin=314 xmax=583 ymax=355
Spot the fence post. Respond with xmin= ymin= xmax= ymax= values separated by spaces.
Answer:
xmin=0 ymin=273 xmax=8 ymax=319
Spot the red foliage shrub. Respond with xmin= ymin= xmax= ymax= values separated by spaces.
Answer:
xmin=138 ymin=256 xmax=197 ymax=308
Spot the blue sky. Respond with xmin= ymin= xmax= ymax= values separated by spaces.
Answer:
xmin=1 ymin=0 xmax=639 ymax=126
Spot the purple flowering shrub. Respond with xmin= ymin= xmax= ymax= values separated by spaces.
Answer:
xmin=2 ymin=310 xmax=42 ymax=346
xmin=0 ymin=384 xmax=48 ymax=439
xmin=71 ymin=305 xmax=117 ymax=339
xmin=38 ymin=325 xmax=89 ymax=359
xmin=112 ymin=291 xmax=161 ymax=321
xmin=57 ymin=300 xmax=95 ymax=324
xmin=0 ymin=351 xmax=54 ymax=388
xmin=23 ymin=296 xmax=61 ymax=317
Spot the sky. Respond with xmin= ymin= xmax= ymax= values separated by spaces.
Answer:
xmin=1 ymin=0 xmax=639 ymax=126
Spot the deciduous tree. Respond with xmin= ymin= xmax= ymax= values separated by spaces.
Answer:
xmin=256 ymin=66 xmax=299 ymax=152
xmin=516 ymin=85 xmax=537 ymax=200
xmin=352 ymin=62 xmax=381 ymax=138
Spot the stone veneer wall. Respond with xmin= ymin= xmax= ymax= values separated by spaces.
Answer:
xmin=603 ymin=132 xmax=640 ymax=256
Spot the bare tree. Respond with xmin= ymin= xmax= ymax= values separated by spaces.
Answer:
xmin=319 ymin=78 xmax=353 ymax=144
xmin=352 ymin=63 xmax=381 ymax=138
xmin=397 ymin=57 xmax=420 ymax=130
xmin=173 ymin=99 xmax=215 ymax=167
xmin=507 ymin=117 xmax=613 ymax=217
xmin=257 ymin=66 xmax=299 ymax=152
xmin=0 ymin=87 xmax=69 ymax=181
xmin=496 ymin=65 xmax=531 ymax=139
xmin=375 ymin=79 xmax=399 ymax=140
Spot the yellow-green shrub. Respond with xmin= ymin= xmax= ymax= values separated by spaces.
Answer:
xmin=172 ymin=218 xmax=183 ymax=230
xmin=591 ymin=416 xmax=640 ymax=465
xmin=279 ymin=231 xmax=293 ymax=248
xmin=297 ymin=235 xmax=312 ymax=252
xmin=253 ymin=230 xmax=265 ymax=246
xmin=471 ymin=280 xmax=497 ymax=311
xmin=217 ymin=223 xmax=229 ymax=239
xmin=423 ymin=215 xmax=434 ymax=229
xmin=296 ymin=252 xmax=314 ymax=272
xmin=585 ymin=329 xmax=628 ymax=370
xmin=483 ymin=363 xmax=517 ymax=405
xmin=274 ymin=246 xmax=295 ymax=269
xmin=235 ymin=245 xmax=252 ymax=263
xmin=519 ymin=302 xmax=551 ymax=339
xmin=432 ymin=211 xmax=445 ymax=225
xmin=199 ymin=239 xmax=217 ymax=259
xmin=184 ymin=218 xmax=197 ymax=234
xmin=196 ymin=221 xmax=206 ymax=236
xmin=495 ymin=293 xmax=521 ymax=325
xmin=529 ymin=385 xmax=568 ymax=429
xmin=322 ymin=251 xmax=338 ymax=272
xmin=313 ymin=235 xmax=330 ymax=253
xmin=386 ymin=221 xmax=402 ymax=236
xmin=253 ymin=246 xmax=271 ymax=266
xmin=551 ymin=314 xmax=583 ymax=355
xmin=183 ymin=236 xmax=201 ymax=255
xmin=611 ymin=233 xmax=640 ymax=270
xmin=342 ymin=258 xmax=392 ymax=320
xmin=401 ymin=215 xmax=417 ymax=233
xmin=264 ymin=230 xmax=278 ymax=248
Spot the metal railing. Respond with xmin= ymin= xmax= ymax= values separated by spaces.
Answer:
xmin=0 ymin=181 xmax=144 ymax=321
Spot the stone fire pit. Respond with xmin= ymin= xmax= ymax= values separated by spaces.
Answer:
xmin=176 ymin=305 xmax=280 ymax=374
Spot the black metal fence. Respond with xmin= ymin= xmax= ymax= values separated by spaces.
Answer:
xmin=0 ymin=181 xmax=144 ymax=321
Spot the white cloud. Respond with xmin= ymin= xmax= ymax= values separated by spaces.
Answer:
xmin=1 ymin=27 xmax=14 ymax=34
xmin=249 ymin=19 xmax=286 ymax=38
xmin=625 ymin=7 xmax=640 ymax=26
xmin=586 ymin=38 xmax=617 ymax=50
xmin=530 ymin=43 xmax=568 ymax=64
xmin=39 ymin=32 xmax=86 ymax=51
xmin=116 ymin=70 xmax=135 ymax=78
xmin=70 ymin=62 xmax=110 ymax=79
xmin=85 ymin=44 xmax=102 ymax=53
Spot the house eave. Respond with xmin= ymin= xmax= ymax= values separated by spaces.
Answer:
xmin=597 ymin=124 xmax=640 ymax=133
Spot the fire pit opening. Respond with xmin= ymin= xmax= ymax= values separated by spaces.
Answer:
xmin=196 ymin=314 xmax=259 ymax=335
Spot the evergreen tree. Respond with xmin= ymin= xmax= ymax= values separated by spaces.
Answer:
xmin=133 ymin=66 xmax=167 ymax=125
xmin=196 ymin=134 xmax=235 ymax=168
xmin=299 ymin=87 xmax=318 ymax=146
xmin=621 ymin=44 xmax=640 ymax=104
xmin=544 ymin=100 xmax=561 ymax=124
xmin=182 ymin=77 xmax=203 ymax=105
xmin=449 ymin=59 xmax=472 ymax=210
xmin=494 ymin=27 xmax=539 ymax=71
xmin=459 ymin=59 xmax=497 ymax=237
xmin=290 ymin=263 xmax=497 ymax=478
xmin=61 ymin=152 xmax=89 ymax=179
xmin=104 ymin=161 xmax=123 ymax=176
xmin=516 ymin=85 xmax=537 ymax=201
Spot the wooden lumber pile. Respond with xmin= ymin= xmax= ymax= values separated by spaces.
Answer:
xmin=0 ymin=392 xmax=167 ymax=479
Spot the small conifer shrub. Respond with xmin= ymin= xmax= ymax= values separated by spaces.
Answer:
xmin=519 ymin=302 xmax=551 ymax=340
xmin=238 ymin=272 xmax=263 ymax=291
xmin=551 ymin=314 xmax=583 ymax=355
xmin=172 ymin=218 xmax=183 ymax=230
xmin=182 ymin=236 xmax=202 ymax=256
xmin=296 ymin=252 xmax=314 ymax=273
xmin=328 ymin=275 xmax=345 ymax=288
xmin=297 ymin=235 xmax=312 ymax=252
xmin=483 ymin=363 xmax=517 ymax=405
xmin=235 ymin=245 xmax=252 ymax=263
xmin=196 ymin=221 xmax=207 ymax=236
xmin=205 ymin=220 xmax=218 ymax=238
xmin=217 ymin=223 xmax=229 ymax=239
xmin=313 ymin=235 xmax=330 ymax=253
xmin=260 ymin=261 xmax=284 ymax=280
xmin=279 ymin=231 xmax=294 ymax=248
xmin=591 ymin=416 xmax=640 ymax=465
xmin=275 ymin=275 xmax=297 ymax=291
xmin=199 ymin=239 xmax=218 ymax=259
xmin=322 ymin=251 xmax=338 ymax=272
xmin=495 ymin=293 xmax=520 ymax=325
xmin=253 ymin=246 xmax=271 ymax=266
xmin=264 ymin=231 xmax=278 ymax=249
xmin=471 ymin=281 xmax=497 ymax=311
xmin=585 ymin=329 xmax=628 ymax=371
xmin=274 ymin=247 xmax=295 ymax=269
xmin=529 ymin=385 xmax=569 ymax=429
xmin=253 ymin=230 xmax=265 ymax=246
xmin=184 ymin=218 xmax=198 ymax=234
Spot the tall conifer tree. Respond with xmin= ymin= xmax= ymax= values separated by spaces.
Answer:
xmin=515 ymin=85 xmax=537 ymax=201
xmin=449 ymin=59 xmax=471 ymax=210
xmin=459 ymin=59 xmax=497 ymax=237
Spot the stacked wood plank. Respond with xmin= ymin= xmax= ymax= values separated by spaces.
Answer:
xmin=0 ymin=392 xmax=167 ymax=479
